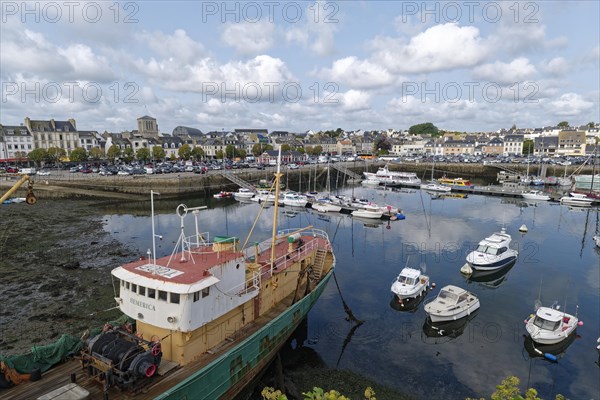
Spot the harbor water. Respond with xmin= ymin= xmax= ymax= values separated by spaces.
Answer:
xmin=2 ymin=186 xmax=599 ymax=399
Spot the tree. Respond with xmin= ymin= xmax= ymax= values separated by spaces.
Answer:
xmin=588 ymin=121 xmax=595 ymax=128
xmin=88 ymin=147 xmax=104 ymax=160
xmin=297 ymin=147 xmax=305 ymax=154
xmin=152 ymin=146 xmax=165 ymax=162
xmin=178 ymin=144 xmax=192 ymax=160
xmin=523 ymin=139 xmax=534 ymax=155
xmin=191 ymin=146 xmax=205 ymax=161
xmin=374 ymin=136 xmax=391 ymax=152
xmin=123 ymin=147 xmax=134 ymax=163
xmin=28 ymin=148 xmax=48 ymax=166
xmin=281 ymin=144 xmax=291 ymax=152
xmin=225 ymin=144 xmax=236 ymax=160
xmin=70 ymin=147 xmax=88 ymax=162
xmin=408 ymin=122 xmax=439 ymax=136
xmin=235 ymin=148 xmax=247 ymax=158
xmin=557 ymin=121 xmax=569 ymax=128
xmin=252 ymin=143 xmax=273 ymax=156
xmin=136 ymin=147 xmax=151 ymax=163
xmin=215 ymin=150 xmax=224 ymax=159
xmin=311 ymin=145 xmax=323 ymax=156
xmin=47 ymin=147 xmax=66 ymax=165
xmin=107 ymin=145 xmax=121 ymax=164
xmin=169 ymin=153 xmax=177 ymax=161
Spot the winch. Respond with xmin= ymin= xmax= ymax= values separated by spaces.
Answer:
xmin=81 ymin=325 xmax=162 ymax=391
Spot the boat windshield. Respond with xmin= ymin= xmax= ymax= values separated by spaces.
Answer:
xmin=533 ymin=316 xmax=560 ymax=331
xmin=475 ymin=245 xmax=499 ymax=255
xmin=398 ymin=276 xmax=415 ymax=285
xmin=438 ymin=290 xmax=458 ymax=302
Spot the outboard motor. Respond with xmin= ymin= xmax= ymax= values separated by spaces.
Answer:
xmin=82 ymin=325 xmax=161 ymax=391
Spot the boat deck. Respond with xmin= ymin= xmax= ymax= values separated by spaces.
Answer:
xmin=3 ymin=292 xmax=299 ymax=400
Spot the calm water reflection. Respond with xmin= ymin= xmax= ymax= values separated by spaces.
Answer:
xmin=102 ymin=186 xmax=600 ymax=399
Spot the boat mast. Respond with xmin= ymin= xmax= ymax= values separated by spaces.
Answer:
xmin=270 ymin=148 xmax=283 ymax=271
xmin=150 ymin=190 xmax=160 ymax=272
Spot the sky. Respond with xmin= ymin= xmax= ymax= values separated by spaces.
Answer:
xmin=1 ymin=1 xmax=599 ymax=134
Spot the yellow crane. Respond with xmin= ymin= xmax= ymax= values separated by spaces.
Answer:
xmin=0 ymin=175 xmax=37 ymax=205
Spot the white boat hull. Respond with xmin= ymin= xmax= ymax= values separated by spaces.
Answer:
xmin=426 ymin=300 xmax=480 ymax=322
xmin=351 ymin=210 xmax=383 ymax=219
xmin=391 ymin=278 xmax=429 ymax=300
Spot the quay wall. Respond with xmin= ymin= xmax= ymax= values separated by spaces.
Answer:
xmin=0 ymin=162 xmax=595 ymax=200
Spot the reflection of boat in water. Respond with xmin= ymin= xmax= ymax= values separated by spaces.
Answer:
xmin=389 ymin=290 xmax=429 ymax=313
xmin=462 ymin=260 xmax=516 ymax=289
xmin=351 ymin=216 xmax=385 ymax=228
xmin=422 ymin=309 xmax=479 ymax=340
xmin=523 ymin=330 xmax=578 ymax=362
xmin=425 ymin=191 xmax=468 ymax=200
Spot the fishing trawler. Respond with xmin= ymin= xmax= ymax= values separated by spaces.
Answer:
xmin=3 ymin=152 xmax=336 ymax=400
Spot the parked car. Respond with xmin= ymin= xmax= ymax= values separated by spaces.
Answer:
xmin=6 ymin=166 xmax=19 ymax=173
xmin=287 ymin=163 xmax=299 ymax=169
xmin=37 ymin=169 xmax=51 ymax=176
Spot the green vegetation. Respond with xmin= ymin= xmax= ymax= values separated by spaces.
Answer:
xmin=191 ymin=146 xmax=205 ymax=160
xmin=28 ymin=148 xmax=48 ymax=166
xmin=408 ymin=122 xmax=439 ymax=136
xmin=69 ymin=147 xmax=88 ymax=162
xmin=107 ymin=145 xmax=121 ymax=164
xmin=261 ymin=386 xmax=376 ymax=400
xmin=88 ymin=147 xmax=104 ymax=160
xmin=467 ymin=376 xmax=565 ymax=400
xmin=152 ymin=145 xmax=165 ymax=161
xmin=523 ymin=139 xmax=534 ymax=155
xmin=178 ymin=144 xmax=192 ymax=160
xmin=47 ymin=147 xmax=66 ymax=164
xmin=557 ymin=121 xmax=569 ymax=128
xmin=123 ymin=147 xmax=134 ymax=163
xmin=136 ymin=147 xmax=151 ymax=163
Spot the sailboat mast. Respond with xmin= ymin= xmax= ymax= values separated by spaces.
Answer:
xmin=270 ymin=148 xmax=283 ymax=271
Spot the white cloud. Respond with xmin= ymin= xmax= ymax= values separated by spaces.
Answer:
xmin=340 ymin=90 xmax=371 ymax=111
xmin=541 ymin=57 xmax=569 ymax=76
xmin=473 ymin=58 xmax=537 ymax=85
xmin=284 ymin=1 xmax=338 ymax=56
xmin=372 ymin=23 xmax=489 ymax=74
xmin=221 ymin=22 xmax=275 ymax=56
xmin=318 ymin=57 xmax=396 ymax=89
xmin=137 ymin=29 xmax=204 ymax=64
xmin=547 ymin=93 xmax=594 ymax=117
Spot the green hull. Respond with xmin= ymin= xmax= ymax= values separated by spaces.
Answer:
xmin=155 ymin=270 xmax=333 ymax=400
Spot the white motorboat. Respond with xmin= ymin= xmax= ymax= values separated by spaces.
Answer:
xmin=521 ymin=190 xmax=550 ymax=201
xmin=233 ymin=188 xmax=255 ymax=199
xmin=465 ymin=228 xmax=518 ymax=271
xmin=424 ymin=285 xmax=480 ymax=322
xmin=559 ymin=192 xmax=594 ymax=207
xmin=391 ymin=267 xmax=429 ymax=302
xmin=312 ymin=199 xmax=342 ymax=213
xmin=282 ymin=192 xmax=308 ymax=207
xmin=420 ymin=182 xmax=451 ymax=192
xmin=351 ymin=204 xmax=383 ymax=219
xmin=525 ymin=305 xmax=580 ymax=345
xmin=361 ymin=178 xmax=381 ymax=187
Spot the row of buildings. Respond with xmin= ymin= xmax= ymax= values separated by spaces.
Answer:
xmin=1 ymin=116 xmax=599 ymax=163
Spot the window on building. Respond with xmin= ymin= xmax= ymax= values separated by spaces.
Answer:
xmin=158 ymin=290 xmax=167 ymax=301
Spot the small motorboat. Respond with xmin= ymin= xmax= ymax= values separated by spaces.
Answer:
xmin=391 ymin=267 xmax=429 ymax=303
xmin=521 ymin=190 xmax=550 ymax=201
xmin=525 ymin=304 xmax=581 ymax=345
xmin=233 ymin=188 xmax=255 ymax=199
xmin=559 ymin=193 xmax=593 ymax=207
xmin=465 ymin=228 xmax=518 ymax=271
xmin=420 ymin=182 xmax=451 ymax=193
xmin=351 ymin=204 xmax=383 ymax=219
xmin=424 ymin=285 xmax=480 ymax=322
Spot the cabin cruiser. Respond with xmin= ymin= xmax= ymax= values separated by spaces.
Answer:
xmin=233 ymin=188 xmax=255 ymax=199
xmin=351 ymin=204 xmax=383 ymax=219
xmin=420 ymin=182 xmax=451 ymax=192
xmin=559 ymin=192 xmax=594 ymax=207
xmin=282 ymin=192 xmax=308 ymax=207
xmin=521 ymin=190 xmax=550 ymax=201
xmin=465 ymin=228 xmax=518 ymax=271
xmin=525 ymin=305 xmax=580 ymax=345
xmin=438 ymin=177 xmax=473 ymax=188
xmin=424 ymin=285 xmax=480 ymax=322
xmin=391 ymin=267 xmax=429 ymax=303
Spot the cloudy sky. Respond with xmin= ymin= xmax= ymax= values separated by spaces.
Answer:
xmin=1 ymin=1 xmax=598 ymax=133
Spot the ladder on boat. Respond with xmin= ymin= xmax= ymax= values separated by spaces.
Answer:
xmin=312 ymin=248 xmax=328 ymax=281
xmin=217 ymin=171 xmax=256 ymax=190
xmin=331 ymin=164 xmax=362 ymax=181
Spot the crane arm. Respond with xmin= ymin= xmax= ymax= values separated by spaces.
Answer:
xmin=0 ymin=175 xmax=37 ymax=204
